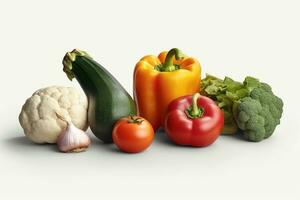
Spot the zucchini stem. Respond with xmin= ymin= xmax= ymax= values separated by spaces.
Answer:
xmin=62 ymin=49 xmax=91 ymax=80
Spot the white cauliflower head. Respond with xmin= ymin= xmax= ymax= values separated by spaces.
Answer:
xmin=19 ymin=86 xmax=88 ymax=144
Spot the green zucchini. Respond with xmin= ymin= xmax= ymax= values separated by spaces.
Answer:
xmin=62 ymin=49 xmax=136 ymax=143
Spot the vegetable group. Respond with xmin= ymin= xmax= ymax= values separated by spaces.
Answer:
xmin=165 ymin=93 xmax=224 ymax=147
xmin=201 ymin=75 xmax=283 ymax=142
xmin=134 ymin=48 xmax=201 ymax=130
xmin=112 ymin=116 xmax=154 ymax=153
xmin=63 ymin=49 xmax=136 ymax=143
xmin=18 ymin=47 xmax=284 ymax=154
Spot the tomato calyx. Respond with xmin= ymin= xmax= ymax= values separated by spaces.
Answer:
xmin=127 ymin=115 xmax=144 ymax=124
xmin=185 ymin=93 xmax=204 ymax=119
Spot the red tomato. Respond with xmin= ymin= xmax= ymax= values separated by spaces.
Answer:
xmin=112 ymin=116 xmax=154 ymax=153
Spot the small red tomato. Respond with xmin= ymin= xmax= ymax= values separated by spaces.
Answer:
xmin=112 ymin=116 xmax=154 ymax=153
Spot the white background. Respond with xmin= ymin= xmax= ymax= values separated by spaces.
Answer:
xmin=0 ymin=0 xmax=299 ymax=199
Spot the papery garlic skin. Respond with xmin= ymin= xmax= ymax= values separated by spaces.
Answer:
xmin=56 ymin=114 xmax=91 ymax=153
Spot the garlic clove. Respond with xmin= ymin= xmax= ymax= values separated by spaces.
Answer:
xmin=56 ymin=113 xmax=91 ymax=153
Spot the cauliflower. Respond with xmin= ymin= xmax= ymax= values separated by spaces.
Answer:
xmin=19 ymin=86 xmax=88 ymax=144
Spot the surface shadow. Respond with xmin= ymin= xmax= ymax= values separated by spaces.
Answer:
xmin=5 ymin=135 xmax=35 ymax=146
xmin=154 ymin=129 xmax=178 ymax=147
xmin=90 ymin=137 xmax=121 ymax=153
xmin=4 ymin=135 xmax=57 ymax=152
xmin=220 ymin=130 xmax=247 ymax=141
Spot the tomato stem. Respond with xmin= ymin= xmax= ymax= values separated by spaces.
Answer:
xmin=127 ymin=115 xmax=144 ymax=124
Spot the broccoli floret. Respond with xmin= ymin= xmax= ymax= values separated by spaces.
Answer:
xmin=233 ymin=83 xmax=283 ymax=142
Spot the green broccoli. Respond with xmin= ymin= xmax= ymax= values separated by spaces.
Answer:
xmin=201 ymin=75 xmax=283 ymax=142
xmin=233 ymin=83 xmax=284 ymax=142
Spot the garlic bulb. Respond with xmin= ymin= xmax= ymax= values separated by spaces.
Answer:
xmin=56 ymin=113 xmax=91 ymax=153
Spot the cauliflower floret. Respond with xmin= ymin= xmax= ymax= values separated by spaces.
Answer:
xmin=19 ymin=86 xmax=88 ymax=144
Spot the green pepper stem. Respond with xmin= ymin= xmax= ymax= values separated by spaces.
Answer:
xmin=185 ymin=93 xmax=204 ymax=119
xmin=161 ymin=48 xmax=184 ymax=71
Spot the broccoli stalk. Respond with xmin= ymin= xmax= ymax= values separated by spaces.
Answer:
xmin=222 ymin=110 xmax=239 ymax=134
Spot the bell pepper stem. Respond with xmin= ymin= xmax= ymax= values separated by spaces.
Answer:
xmin=161 ymin=48 xmax=184 ymax=71
xmin=191 ymin=93 xmax=201 ymax=116
xmin=185 ymin=93 xmax=204 ymax=119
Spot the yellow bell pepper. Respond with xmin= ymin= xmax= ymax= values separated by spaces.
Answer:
xmin=134 ymin=48 xmax=201 ymax=131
